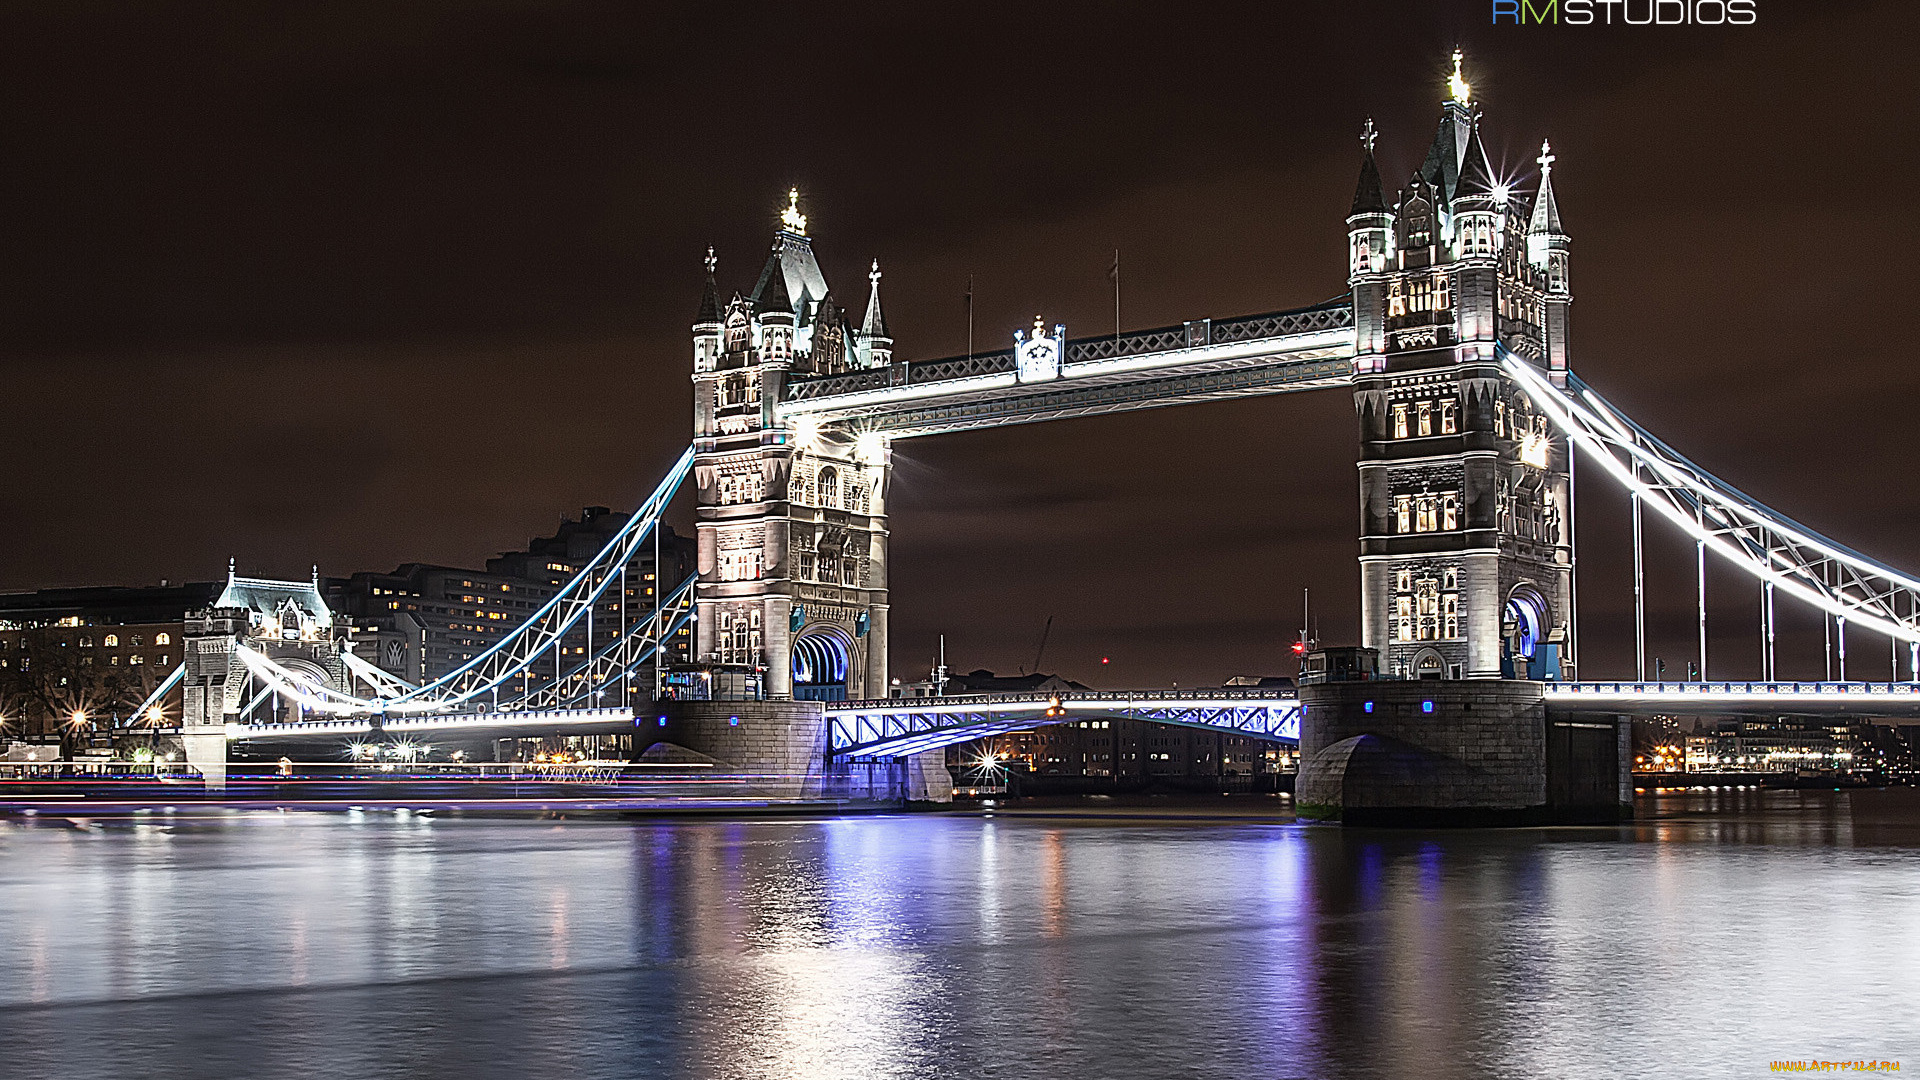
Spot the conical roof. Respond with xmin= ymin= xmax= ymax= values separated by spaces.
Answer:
xmin=1455 ymin=120 xmax=1497 ymax=200
xmin=696 ymin=248 xmax=720 ymax=324
xmin=1351 ymin=147 xmax=1387 ymax=217
xmin=1529 ymin=142 xmax=1564 ymax=234
xmin=755 ymin=244 xmax=793 ymax=316
xmin=861 ymin=259 xmax=889 ymax=340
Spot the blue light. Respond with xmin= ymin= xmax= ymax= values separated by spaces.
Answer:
xmin=658 ymin=717 xmax=667 ymax=727
xmin=1363 ymin=701 xmax=1374 ymax=713
xmin=1422 ymin=700 xmax=1434 ymax=713
xmin=729 ymin=716 xmax=739 ymax=726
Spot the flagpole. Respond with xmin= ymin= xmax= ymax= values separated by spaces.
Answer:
xmin=966 ymin=275 xmax=974 ymax=361
xmin=1112 ymin=249 xmax=1121 ymax=347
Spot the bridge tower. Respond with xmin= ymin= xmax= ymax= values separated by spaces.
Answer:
xmin=1348 ymin=55 xmax=1576 ymax=681
xmin=690 ymin=192 xmax=892 ymax=701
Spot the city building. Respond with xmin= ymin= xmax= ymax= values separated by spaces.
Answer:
xmin=327 ymin=508 xmax=695 ymax=688
xmin=0 ymin=582 xmax=218 ymax=736
xmin=1684 ymin=718 xmax=1875 ymax=778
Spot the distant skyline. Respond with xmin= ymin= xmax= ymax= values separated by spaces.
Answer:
xmin=5 ymin=1 xmax=1917 ymax=686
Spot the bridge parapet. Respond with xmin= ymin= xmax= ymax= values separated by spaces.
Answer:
xmin=826 ymin=689 xmax=1301 ymax=759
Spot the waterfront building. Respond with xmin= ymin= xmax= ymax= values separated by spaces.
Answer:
xmin=0 ymin=583 xmax=217 ymax=736
xmin=1684 ymin=718 xmax=1875 ymax=777
xmin=328 ymin=509 xmax=695 ymax=686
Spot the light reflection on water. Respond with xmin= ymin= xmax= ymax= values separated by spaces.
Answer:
xmin=0 ymin=790 xmax=1917 ymax=1079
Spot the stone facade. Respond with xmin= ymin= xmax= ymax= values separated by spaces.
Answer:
xmin=1348 ymin=70 xmax=1575 ymax=682
xmin=690 ymin=201 xmax=893 ymax=701
xmin=1298 ymin=679 xmax=1628 ymax=824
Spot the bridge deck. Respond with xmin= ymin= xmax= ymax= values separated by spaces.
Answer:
xmin=826 ymin=690 xmax=1301 ymax=758
xmin=779 ymin=301 xmax=1354 ymax=437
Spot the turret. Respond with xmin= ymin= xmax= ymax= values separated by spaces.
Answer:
xmin=693 ymin=247 xmax=722 ymax=373
xmin=756 ymin=241 xmax=795 ymax=365
xmin=1528 ymin=140 xmax=1572 ymax=382
xmin=1450 ymin=119 xmax=1501 ymax=259
xmin=1348 ymin=119 xmax=1393 ymax=278
xmin=857 ymin=259 xmax=892 ymax=367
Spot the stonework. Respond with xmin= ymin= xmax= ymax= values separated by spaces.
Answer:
xmin=1348 ymin=85 xmax=1575 ymax=682
xmin=691 ymin=211 xmax=893 ymax=701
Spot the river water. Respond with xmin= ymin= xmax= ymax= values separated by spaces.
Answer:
xmin=1 ymin=790 xmax=1916 ymax=1080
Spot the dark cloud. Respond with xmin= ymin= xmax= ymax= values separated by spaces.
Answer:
xmin=3 ymin=0 xmax=1914 ymax=686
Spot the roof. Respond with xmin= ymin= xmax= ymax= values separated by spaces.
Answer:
xmin=751 ymin=230 xmax=830 ymax=319
xmin=1529 ymin=163 xmax=1563 ymax=234
xmin=1419 ymin=100 xmax=1474 ymax=202
xmin=214 ymin=573 xmax=331 ymax=622
xmin=1350 ymin=148 xmax=1388 ymax=217
xmin=754 ymin=244 xmax=794 ymax=316
xmin=861 ymin=259 xmax=889 ymax=340
xmin=1454 ymin=119 xmax=1497 ymax=200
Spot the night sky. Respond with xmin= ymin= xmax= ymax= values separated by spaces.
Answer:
xmin=5 ymin=1 xmax=1918 ymax=688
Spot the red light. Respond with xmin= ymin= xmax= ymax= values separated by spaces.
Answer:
xmin=1101 ymin=657 xmax=1110 ymax=664
xmin=1291 ymin=641 xmax=1307 ymax=655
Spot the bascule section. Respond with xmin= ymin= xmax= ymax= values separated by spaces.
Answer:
xmin=690 ymin=192 xmax=894 ymax=703
xmin=1347 ymin=56 xmax=1574 ymax=683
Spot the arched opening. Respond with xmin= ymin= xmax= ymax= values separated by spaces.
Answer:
xmin=792 ymin=631 xmax=850 ymax=702
xmin=1503 ymin=585 xmax=1555 ymax=678
xmin=1412 ymin=647 xmax=1446 ymax=681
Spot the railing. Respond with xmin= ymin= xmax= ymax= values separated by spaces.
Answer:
xmin=784 ymin=300 xmax=1353 ymax=403
xmin=1548 ymin=681 xmax=1920 ymax=698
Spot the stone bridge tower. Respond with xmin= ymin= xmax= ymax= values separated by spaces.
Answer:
xmin=690 ymin=192 xmax=892 ymax=701
xmin=1348 ymin=53 xmax=1576 ymax=681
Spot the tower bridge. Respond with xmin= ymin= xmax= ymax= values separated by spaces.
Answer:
xmin=151 ymin=55 xmax=1920 ymax=818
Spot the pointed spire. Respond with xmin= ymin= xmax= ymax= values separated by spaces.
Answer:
xmin=1529 ymin=139 xmax=1564 ymax=234
xmin=1350 ymin=118 xmax=1388 ymax=217
xmin=696 ymin=246 xmax=720 ymax=323
xmin=1455 ymin=117 xmax=1497 ymax=200
xmin=756 ymin=239 xmax=793 ymax=316
xmin=862 ymin=259 xmax=889 ymax=340
xmin=1447 ymin=47 xmax=1471 ymax=105
xmin=780 ymin=187 xmax=807 ymax=235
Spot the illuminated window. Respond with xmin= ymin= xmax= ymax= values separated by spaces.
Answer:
xmin=1442 ymin=493 xmax=1458 ymax=531
xmin=79 ymin=636 xmax=93 ymax=647
xmin=104 ymin=635 xmax=118 ymax=647
xmin=1415 ymin=496 xmax=1437 ymax=533
xmin=1394 ymin=496 xmax=1412 ymax=534
xmin=130 ymin=654 xmax=144 ymax=665
xmin=1391 ymin=404 xmax=1408 ymax=439
xmin=1442 ymin=594 xmax=1459 ymax=640
xmin=1396 ymin=569 xmax=1412 ymax=593
xmin=1495 ymin=401 xmax=1506 ymax=438
xmin=1443 ymin=568 xmax=1458 ymax=590
xmin=1387 ymin=279 xmax=1405 ymax=318
xmin=818 ymin=467 xmax=839 ymax=509
xmin=1439 ymin=399 xmax=1456 ymax=435
xmin=1434 ymin=271 xmax=1449 ymax=309
xmin=1417 ymin=401 xmax=1432 ymax=437
xmin=154 ymin=633 xmax=170 ymax=645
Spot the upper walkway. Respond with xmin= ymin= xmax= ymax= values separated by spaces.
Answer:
xmin=778 ymin=301 xmax=1354 ymax=438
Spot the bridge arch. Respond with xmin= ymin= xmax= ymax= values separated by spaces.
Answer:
xmin=792 ymin=626 xmax=853 ymax=702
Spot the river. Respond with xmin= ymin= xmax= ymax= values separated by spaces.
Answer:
xmin=1 ymin=790 xmax=1915 ymax=1079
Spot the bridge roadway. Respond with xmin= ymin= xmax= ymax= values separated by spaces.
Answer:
xmin=778 ymin=301 xmax=1355 ymax=438
xmin=219 ymin=681 xmax=1920 ymax=757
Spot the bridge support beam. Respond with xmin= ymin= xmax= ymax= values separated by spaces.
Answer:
xmin=650 ymin=701 xmax=950 ymax=802
xmin=1297 ymin=680 xmax=1628 ymax=825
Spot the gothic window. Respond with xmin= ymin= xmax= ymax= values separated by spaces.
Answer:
xmin=1397 ymin=569 xmax=1412 ymax=593
xmin=818 ymin=467 xmax=839 ymax=510
xmin=796 ymin=551 xmax=815 ymax=581
xmin=1394 ymin=496 xmax=1412 ymax=534
xmin=1418 ymin=402 xmax=1432 ymax=437
xmin=1353 ymin=236 xmax=1371 ymax=275
xmin=1442 ymin=593 xmax=1459 ymax=640
xmin=155 ymin=633 xmax=170 ymax=645
xmin=1440 ymin=399 xmax=1457 ymax=435
xmin=1434 ymin=271 xmax=1450 ymax=310
xmin=1387 ymin=279 xmax=1406 ymax=318
xmin=719 ymin=474 xmax=736 ymax=504
xmin=1442 ymin=493 xmax=1459 ymax=531
xmin=79 ymin=636 xmax=92 ymax=647
xmin=1443 ymin=568 xmax=1458 ymax=591
xmin=104 ymin=634 xmax=118 ymax=647
xmin=1395 ymin=594 xmax=1413 ymax=643
xmin=1495 ymin=401 xmax=1506 ymax=438
xmin=1392 ymin=404 xmax=1408 ymax=439
xmin=1416 ymin=496 xmax=1437 ymax=533
xmin=718 ymin=550 xmax=762 ymax=582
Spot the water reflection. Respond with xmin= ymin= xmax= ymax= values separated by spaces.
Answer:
xmin=0 ymin=791 xmax=1915 ymax=1079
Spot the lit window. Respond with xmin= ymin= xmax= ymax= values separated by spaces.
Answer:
xmin=1397 ymin=569 xmax=1412 ymax=593
xmin=1394 ymin=496 xmax=1412 ymax=534
xmin=1418 ymin=401 xmax=1432 ymax=437
xmin=79 ymin=636 xmax=93 ymax=647
xmin=1443 ymin=568 xmax=1457 ymax=590
xmin=1415 ymin=496 xmax=1437 ymax=533
xmin=104 ymin=635 xmax=118 ymax=647
xmin=1442 ymin=493 xmax=1458 ymax=531
xmin=1391 ymin=403 xmax=1408 ymax=439
xmin=154 ymin=633 xmax=170 ymax=645
xmin=1440 ymin=399 xmax=1456 ymax=435
xmin=130 ymin=654 xmax=144 ymax=665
